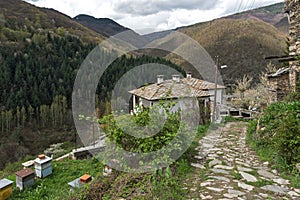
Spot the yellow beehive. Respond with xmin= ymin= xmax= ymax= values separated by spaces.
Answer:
xmin=0 ymin=178 xmax=13 ymax=200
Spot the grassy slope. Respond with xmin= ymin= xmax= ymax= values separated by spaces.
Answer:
xmin=1 ymin=159 xmax=104 ymax=200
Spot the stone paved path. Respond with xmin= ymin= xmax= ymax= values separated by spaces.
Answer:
xmin=184 ymin=122 xmax=300 ymax=200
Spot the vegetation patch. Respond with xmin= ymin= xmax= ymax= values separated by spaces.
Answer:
xmin=3 ymin=159 xmax=104 ymax=200
xmin=247 ymin=101 xmax=300 ymax=188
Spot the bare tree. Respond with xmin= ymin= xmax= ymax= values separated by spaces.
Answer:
xmin=235 ymin=75 xmax=253 ymax=99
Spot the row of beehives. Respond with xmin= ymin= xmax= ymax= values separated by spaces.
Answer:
xmin=0 ymin=153 xmax=107 ymax=200
xmin=0 ymin=154 xmax=52 ymax=200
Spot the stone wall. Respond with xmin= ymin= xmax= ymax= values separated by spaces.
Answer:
xmin=285 ymin=0 xmax=300 ymax=91
xmin=268 ymin=72 xmax=291 ymax=103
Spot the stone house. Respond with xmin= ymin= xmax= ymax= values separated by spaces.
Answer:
xmin=129 ymin=74 xmax=225 ymax=122
xmin=267 ymin=0 xmax=300 ymax=103
xmin=267 ymin=68 xmax=291 ymax=102
xmin=285 ymin=0 xmax=300 ymax=92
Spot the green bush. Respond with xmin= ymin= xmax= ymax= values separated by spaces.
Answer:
xmin=248 ymin=101 xmax=300 ymax=168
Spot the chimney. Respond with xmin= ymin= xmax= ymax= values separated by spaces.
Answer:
xmin=186 ymin=73 xmax=192 ymax=78
xmin=172 ymin=75 xmax=181 ymax=83
xmin=157 ymin=75 xmax=164 ymax=84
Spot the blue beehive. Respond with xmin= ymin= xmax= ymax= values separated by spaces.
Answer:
xmin=15 ymin=168 xmax=35 ymax=190
xmin=34 ymin=154 xmax=52 ymax=178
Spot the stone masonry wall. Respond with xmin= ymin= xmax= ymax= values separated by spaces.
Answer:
xmin=285 ymin=0 xmax=300 ymax=91
xmin=268 ymin=73 xmax=291 ymax=103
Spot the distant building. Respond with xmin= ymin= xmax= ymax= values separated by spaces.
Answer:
xmin=34 ymin=154 xmax=52 ymax=178
xmin=129 ymin=74 xmax=225 ymax=122
xmin=0 ymin=178 xmax=13 ymax=200
xmin=15 ymin=168 xmax=35 ymax=190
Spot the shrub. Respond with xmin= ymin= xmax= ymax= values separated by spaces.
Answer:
xmin=247 ymin=101 xmax=300 ymax=169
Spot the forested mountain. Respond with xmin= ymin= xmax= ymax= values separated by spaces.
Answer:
xmin=0 ymin=0 xmax=105 ymax=43
xmin=0 ymin=0 xmax=97 ymax=168
xmin=0 ymin=0 xmax=184 ymax=169
xmin=72 ymin=2 xmax=287 ymax=84
xmin=143 ymin=4 xmax=287 ymax=84
xmin=73 ymin=14 xmax=130 ymax=37
xmin=73 ymin=14 xmax=149 ymax=48
xmin=144 ymin=3 xmax=287 ymax=42
xmin=173 ymin=18 xmax=287 ymax=84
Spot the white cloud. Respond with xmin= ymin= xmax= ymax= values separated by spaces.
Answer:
xmin=24 ymin=0 xmax=284 ymax=34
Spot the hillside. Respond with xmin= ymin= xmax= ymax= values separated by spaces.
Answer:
xmin=0 ymin=0 xmax=104 ymax=42
xmin=73 ymin=14 xmax=129 ymax=37
xmin=227 ymin=2 xmax=288 ymax=33
xmin=73 ymin=14 xmax=149 ymax=47
xmin=149 ymin=18 xmax=287 ymax=84
xmin=143 ymin=2 xmax=287 ymax=43
xmin=0 ymin=0 xmax=105 ymax=43
xmin=0 ymin=0 xmax=101 ymax=169
xmin=142 ymin=3 xmax=288 ymax=85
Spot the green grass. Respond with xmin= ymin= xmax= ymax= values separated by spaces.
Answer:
xmin=246 ymin=111 xmax=300 ymax=189
xmin=230 ymin=171 xmax=242 ymax=180
xmin=8 ymin=158 xmax=104 ymax=200
xmin=245 ymin=178 xmax=274 ymax=187
xmin=1 ymin=123 xmax=211 ymax=199
xmin=70 ymin=123 xmax=211 ymax=199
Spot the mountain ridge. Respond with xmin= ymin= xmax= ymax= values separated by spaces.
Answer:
xmin=73 ymin=14 xmax=130 ymax=37
xmin=0 ymin=0 xmax=106 ymax=43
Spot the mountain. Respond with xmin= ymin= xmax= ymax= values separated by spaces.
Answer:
xmin=0 ymin=0 xmax=106 ymax=169
xmin=144 ymin=3 xmax=287 ymax=43
xmin=146 ymin=18 xmax=287 ymax=85
xmin=0 ymin=0 xmax=105 ymax=43
xmin=73 ymin=14 xmax=149 ymax=47
xmin=73 ymin=14 xmax=129 ymax=37
xmin=227 ymin=2 xmax=288 ymax=33
xmin=135 ymin=3 xmax=288 ymax=84
xmin=143 ymin=30 xmax=173 ymax=42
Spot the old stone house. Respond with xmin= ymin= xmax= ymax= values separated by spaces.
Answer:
xmin=267 ymin=68 xmax=291 ymax=102
xmin=285 ymin=0 xmax=300 ymax=91
xmin=129 ymin=74 xmax=225 ymax=122
xmin=267 ymin=0 xmax=300 ymax=103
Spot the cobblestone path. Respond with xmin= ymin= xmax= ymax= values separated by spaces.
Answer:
xmin=185 ymin=122 xmax=300 ymax=200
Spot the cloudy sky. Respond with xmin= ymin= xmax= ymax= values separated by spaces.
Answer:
xmin=25 ymin=0 xmax=284 ymax=34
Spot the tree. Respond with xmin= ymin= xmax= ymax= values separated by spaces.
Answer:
xmin=235 ymin=74 xmax=253 ymax=99
xmin=21 ymin=106 xmax=26 ymax=127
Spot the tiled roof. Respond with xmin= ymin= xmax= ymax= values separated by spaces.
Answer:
xmin=182 ymin=77 xmax=225 ymax=90
xmin=129 ymin=77 xmax=225 ymax=100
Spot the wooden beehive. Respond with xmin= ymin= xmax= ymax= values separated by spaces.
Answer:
xmin=0 ymin=178 xmax=13 ymax=200
xmin=34 ymin=154 xmax=52 ymax=178
xmin=15 ymin=168 xmax=35 ymax=190
xmin=68 ymin=174 xmax=92 ymax=190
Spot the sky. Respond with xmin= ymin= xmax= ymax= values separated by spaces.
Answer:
xmin=25 ymin=0 xmax=284 ymax=34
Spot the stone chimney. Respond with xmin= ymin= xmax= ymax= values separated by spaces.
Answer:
xmin=186 ymin=73 xmax=192 ymax=78
xmin=157 ymin=75 xmax=164 ymax=84
xmin=172 ymin=75 xmax=181 ymax=83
